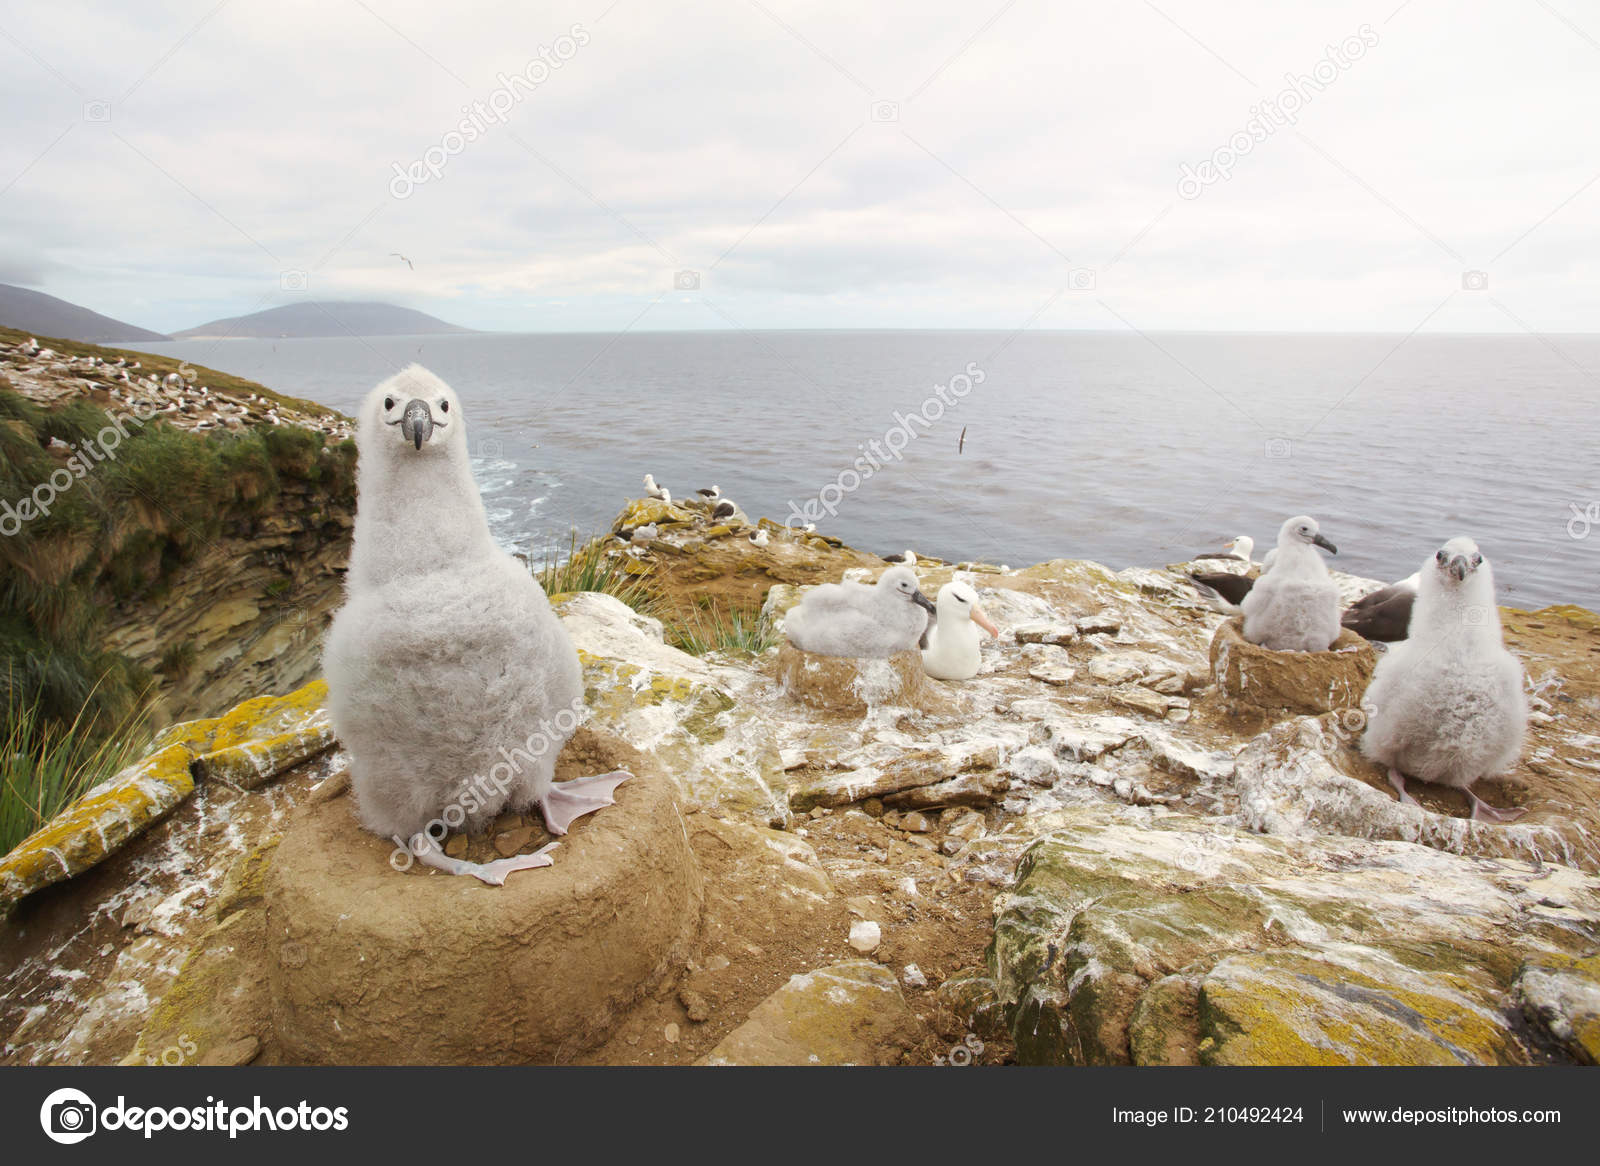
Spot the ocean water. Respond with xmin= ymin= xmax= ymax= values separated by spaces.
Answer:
xmin=130 ymin=330 xmax=1600 ymax=609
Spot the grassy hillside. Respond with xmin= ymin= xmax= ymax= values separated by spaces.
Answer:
xmin=0 ymin=332 xmax=355 ymax=731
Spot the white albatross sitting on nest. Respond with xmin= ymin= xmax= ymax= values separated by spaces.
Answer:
xmin=784 ymin=566 xmax=936 ymax=658
xmin=920 ymin=581 xmax=999 ymax=680
xmin=1360 ymin=537 xmax=1527 ymax=822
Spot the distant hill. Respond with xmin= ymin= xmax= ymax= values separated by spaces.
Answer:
xmin=0 ymin=283 xmax=169 ymax=342
xmin=174 ymin=301 xmax=476 ymax=339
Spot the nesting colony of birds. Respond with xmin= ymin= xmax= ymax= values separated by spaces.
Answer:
xmin=0 ymin=336 xmax=353 ymax=443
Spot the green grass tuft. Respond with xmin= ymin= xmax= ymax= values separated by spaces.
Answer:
xmin=536 ymin=530 xmax=659 ymax=616
xmin=1 ymin=673 xmax=150 ymax=857
xmin=666 ymin=605 xmax=780 ymax=657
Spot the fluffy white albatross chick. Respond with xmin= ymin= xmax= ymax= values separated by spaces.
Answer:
xmin=1240 ymin=515 xmax=1341 ymax=651
xmin=324 ymin=365 xmax=630 ymax=884
xmin=784 ymin=565 xmax=936 ymax=658
xmin=1361 ymin=537 xmax=1527 ymax=822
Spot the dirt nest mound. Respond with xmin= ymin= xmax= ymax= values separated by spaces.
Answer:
xmin=1209 ymin=618 xmax=1376 ymax=714
xmin=776 ymin=643 xmax=946 ymax=713
xmin=264 ymin=728 xmax=703 ymax=1064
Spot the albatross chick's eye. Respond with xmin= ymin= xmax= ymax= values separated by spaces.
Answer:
xmin=439 ymin=400 xmax=449 ymax=413
xmin=1436 ymin=550 xmax=1448 ymax=563
xmin=384 ymin=396 xmax=395 ymax=411
xmin=1472 ymin=554 xmax=1483 ymax=566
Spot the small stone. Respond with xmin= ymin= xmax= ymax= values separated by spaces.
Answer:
xmin=707 ymin=954 xmax=731 ymax=972
xmin=862 ymin=797 xmax=885 ymax=818
xmin=443 ymin=834 xmax=469 ymax=859
xmin=903 ymin=964 xmax=929 ymax=989
xmin=1076 ymin=612 xmax=1122 ymax=635
xmin=845 ymin=895 xmax=880 ymax=919
xmin=494 ymin=825 xmax=536 ymax=857
xmin=664 ymin=1023 xmax=680 ymax=1044
xmin=895 ymin=877 xmax=918 ymax=898
xmin=98 ymin=943 xmax=114 ymax=957
xmin=900 ymin=811 xmax=932 ymax=833
xmin=848 ymin=920 xmax=882 ymax=954
xmin=1014 ymin=622 xmax=1077 ymax=646
xmin=1029 ymin=664 xmax=1077 ymax=686
xmin=309 ymin=769 xmax=351 ymax=803
xmin=809 ymin=807 xmax=827 ymax=819
xmin=679 ymin=989 xmax=712 ymax=1022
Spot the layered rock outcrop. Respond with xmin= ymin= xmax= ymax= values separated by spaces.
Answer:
xmin=3 ymin=500 xmax=1597 ymax=1067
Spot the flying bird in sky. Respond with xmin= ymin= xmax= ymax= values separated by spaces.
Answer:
xmin=390 ymin=252 xmax=413 ymax=270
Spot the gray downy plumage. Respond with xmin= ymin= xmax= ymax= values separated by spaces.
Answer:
xmin=323 ymin=365 xmax=628 ymax=883
xmin=1360 ymin=537 xmax=1527 ymax=821
xmin=784 ymin=565 xmax=937 ymax=658
xmin=1239 ymin=515 xmax=1341 ymax=651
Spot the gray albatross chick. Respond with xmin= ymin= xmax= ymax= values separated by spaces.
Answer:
xmin=784 ymin=565 xmax=937 ymax=658
xmin=323 ymin=365 xmax=630 ymax=884
xmin=1360 ymin=538 xmax=1527 ymax=822
xmin=1239 ymin=515 xmax=1341 ymax=651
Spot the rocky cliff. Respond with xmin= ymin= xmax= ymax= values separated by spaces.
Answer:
xmin=1 ymin=495 xmax=1597 ymax=1067
xmin=0 ymin=327 xmax=354 ymax=727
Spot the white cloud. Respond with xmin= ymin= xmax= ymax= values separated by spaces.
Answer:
xmin=0 ymin=0 xmax=1595 ymax=333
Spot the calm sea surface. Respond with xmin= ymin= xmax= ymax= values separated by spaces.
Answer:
xmin=129 ymin=331 xmax=1600 ymax=609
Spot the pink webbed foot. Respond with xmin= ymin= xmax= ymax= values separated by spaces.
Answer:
xmin=1387 ymin=768 xmax=1418 ymax=806
xmin=1468 ymin=792 xmax=1526 ymax=824
xmin=413 ymin=835 xmax=560 ymax=885
xmin=539 ymin=770 xmax=632 ymax=835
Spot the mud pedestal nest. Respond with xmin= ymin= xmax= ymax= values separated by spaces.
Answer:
xmin=264 ymin=728 xmax=703 ymax=1064
xmin=776 ymin=643 xmax=944 ymax=714
xmin=1209 ymin=618 xmax=1377 ymax=714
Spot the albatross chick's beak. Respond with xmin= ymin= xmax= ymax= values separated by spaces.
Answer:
xmin=912 ymin=589 xmax=937 ymax=614
xmin=1448 ymin=553 xmax=1471 ymax=581
xmin=399 ymin=398 xmax=438 ymax=450
xmin=972 ymin=604 xmax=1000 ymax=638
xmin=1312 ymin=533 xmax=1338 ymax=555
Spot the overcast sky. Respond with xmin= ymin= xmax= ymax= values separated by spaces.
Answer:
xmin=1 ymin=0 xmax=1596 ymax=334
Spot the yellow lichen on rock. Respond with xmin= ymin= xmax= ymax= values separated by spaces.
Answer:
xmin=0 ymin=679 xmax=334 ymax=919
xmin=156 ymin=679 xmax=334 ymax=790
xmin=0 ymin=743 xmax=195 ymax=918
